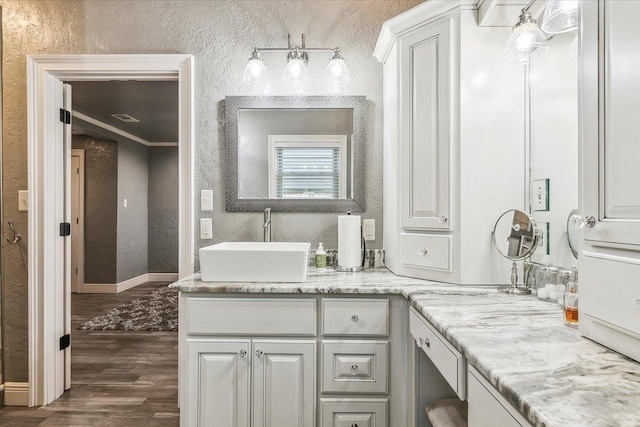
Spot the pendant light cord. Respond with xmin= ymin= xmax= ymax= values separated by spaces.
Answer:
xmin=522 ymin=0 xmax=536 ymax=13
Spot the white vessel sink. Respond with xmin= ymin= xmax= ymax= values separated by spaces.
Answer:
xmin=199 ymin=242 xmax=311 ymax=283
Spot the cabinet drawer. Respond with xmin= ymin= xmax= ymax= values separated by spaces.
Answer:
xmin=322 ymin=341 xmax=388 ymax=394
xmin=186 ymin=298 xmax=316 ymax=336
xmin=320 ymin=398 xmax=387 ymax=427
xmin=322 ymin=299 xmax=389 ymax=336
xmin=409 ymin=307 xmax=466 ymax=399
xmin=401 ymin=233 xmax=452 ymax=271
xmin=468 ymin=367 xmax=530 ymax=426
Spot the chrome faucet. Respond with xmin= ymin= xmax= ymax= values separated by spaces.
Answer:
xmin=263 ymin=208 xmax=272 ymax=242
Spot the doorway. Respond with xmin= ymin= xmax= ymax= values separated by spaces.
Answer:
xmin=27 ymin=54 xmax=194 ymax=406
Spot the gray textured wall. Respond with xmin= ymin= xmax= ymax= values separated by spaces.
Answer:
xmin=71 ymin=135 xmax=118 ymax=283
xmin=148 ymin=146 xmax=179 ymax=273
xmin=1 ymin=0 xmax=421 ymax=381
xmin=238 ymin=109 xmax=353 ymax=199
xmin=117 ymin=139 xmax=149 ymax=283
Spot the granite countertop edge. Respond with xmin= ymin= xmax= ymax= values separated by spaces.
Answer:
xmin=170 ymin=268 xmax=639 ymax=427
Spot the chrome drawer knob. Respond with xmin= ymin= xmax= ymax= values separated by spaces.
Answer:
xmin=438 ymin=215 xmax=448 ymax=223
xmin=351 ymin=314 xmax=360 ymax=324
xmin=255 ymin=349 xmax=263 ymax=359
xmin=239 ymin=349 xmax=247 ymax=359
xmin=572 ymin=214 xmax=596 ymax=228
xmin=351 ymin=365 xmax=359 ymax=375
xmin=419 ymin=248 xmax=428 ymax=256
xmin=351 ymin=424 xmax=358 ymax=427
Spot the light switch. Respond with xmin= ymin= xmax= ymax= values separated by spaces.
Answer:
xmin=363 ymin=219 xmax=375 ymax=241
xmin=200 ymin=218 xmax=213 ymax=239
xmin=201 ymin=189 xmax=214 ymax=211
xmin=18 ymin=190 xmax=28 ymax=212
xmin=533 ymin=178 xmax=549 ymax=211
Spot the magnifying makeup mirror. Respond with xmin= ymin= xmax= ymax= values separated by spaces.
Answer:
xmin=492 ymin=209 xmax=540 ymax=294
xmin=567 ymin=209 xmax=582 ymax=259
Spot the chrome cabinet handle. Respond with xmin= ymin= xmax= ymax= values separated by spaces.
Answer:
xmin=239 ymin=349 xmax=247 ymax=359
xmin=571 ymin=214 xmax=596 ymax=229
xmin=418 ymin=337 xmax=430 ymax=348
xmin=351 ymin=314 xmax=359 ymax=324
xmin=255 ymin=349 xmax=263 ymax=359
xmin=351 ymin=424 xmax=359 ymax=427
xmin=438 ymin=215 xmax=448 ymax=223
xmin=351 ymin=365 xmax=359 ymax=376
xmin=419 ymin=248 xmax=428 ymax=256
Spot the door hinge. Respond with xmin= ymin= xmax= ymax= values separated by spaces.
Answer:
xmin=60 ymin=222 xmax=71 ymax=236
xmin=59 ymin=334 xmax=71 ymax=350
xmin=75 ymin=267 xmax=78 ymax=275
xmin=59 ymin=108 xmax=71 ymax=124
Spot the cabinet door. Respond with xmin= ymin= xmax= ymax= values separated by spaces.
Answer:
xmin=186 ymin=340 xmax=250 ymax=427
xmin=400 ymin=18 xmax=451 ymax=231
xmin=580 ymin=0 xmax=640 ymax=361
xmin=252 ymin=340 xmax=316 ymax=427
xmin=468 ymin=368 xmax=528 ymax=427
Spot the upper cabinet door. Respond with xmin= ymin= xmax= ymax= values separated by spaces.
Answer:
xmin=400 ymin=19 xmax=452 ymax=231
xmin=583 ymin=0 xmax=640 ymax=247
xmin=252 ymin=340 xmax=316 ymax=427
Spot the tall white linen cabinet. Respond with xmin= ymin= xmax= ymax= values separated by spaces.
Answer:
xmin=375 ymin=0 xmax=526 ymax=284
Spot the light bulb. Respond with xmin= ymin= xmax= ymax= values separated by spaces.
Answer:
xmin=541 ymin=0 xmax=579 ymax=34
xmin=504 ymin=13 xmax=548 ymax=65
xmin=283 ymin=58 xmax=309 ymax=88
xmin=242 ymin=50 xmax=268 ymax=87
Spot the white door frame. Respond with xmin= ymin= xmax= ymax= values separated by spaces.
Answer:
xmin=27 ymin=54 xmax=195 ymax=406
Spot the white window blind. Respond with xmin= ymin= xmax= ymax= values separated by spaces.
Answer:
xmin=268 ymin=135 xmax=348 ymax=199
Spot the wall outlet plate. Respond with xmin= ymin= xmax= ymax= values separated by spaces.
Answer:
xmin=533 ymin=178 xmax=549 ymax=211
xmin=18 ymin=190 xmax=28 ymax=211
xmin=200 ymin=218 xmax=213 ymax=239
xmin=363 ymin=219 xmax=375 ymax=241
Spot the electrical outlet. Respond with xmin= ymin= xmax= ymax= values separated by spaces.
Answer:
xmin=363 ymin=219 xmax=375 ymax=241
xmin=533 ymin=178 xmax=549 ymax=211
xmin=201 ymin=189 xmax=213 ymax=211
xmin=200 ymin=218 xmax=213 ymax=239
xmin=18 ymin=190 xmax=28 ymax=211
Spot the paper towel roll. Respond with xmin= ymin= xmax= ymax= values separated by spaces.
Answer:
xmin=338 ymin=214 xmax=362 ymax=268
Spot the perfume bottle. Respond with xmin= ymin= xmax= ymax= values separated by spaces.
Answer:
xmin=563 ymin=280 xmax=579 ymax=327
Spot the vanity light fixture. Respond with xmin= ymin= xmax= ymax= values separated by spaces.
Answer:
xmin=541 ymin=0 xmax=579 ymax=34
xmin=504 ymin=1 xmax=548 ymax=65
xmin=242 ymin=34 xmax=350 ymax=91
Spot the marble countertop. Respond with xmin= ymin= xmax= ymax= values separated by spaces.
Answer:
xmin=171 ymin=269 xmax=640 ymax=427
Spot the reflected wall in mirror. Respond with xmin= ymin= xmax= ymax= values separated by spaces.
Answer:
xmin=225 ymin=96 xmax=366 ymax=212
xmin=528 ymin=30 xmax=578 ymax=268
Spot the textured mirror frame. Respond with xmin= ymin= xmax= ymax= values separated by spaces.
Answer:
xmin=225 ymin=96 xmax=367 ymax=212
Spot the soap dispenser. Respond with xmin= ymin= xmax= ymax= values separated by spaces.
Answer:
xmin=315 ymin=242 xmax=327 ymax=269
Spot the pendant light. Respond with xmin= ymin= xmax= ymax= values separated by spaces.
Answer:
xmin=241 ymin=48 xmax=269 ymax=88
xmin=324 ymin=48 xmax=351 ymax=89
xmin=541 ymin=0 xmax=579 ymax=34
xmin=504 ymin=10 xmax=548 ymax=65
xmin=283 ymin=47 xmax=309 ymax=89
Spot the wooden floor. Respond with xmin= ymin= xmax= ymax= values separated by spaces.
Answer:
xmin=0 ymin=282 xmax=179 ymax=426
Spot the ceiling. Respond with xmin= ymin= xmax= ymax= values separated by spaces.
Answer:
xmin=69 ymin=80 xmax=179 ymax=143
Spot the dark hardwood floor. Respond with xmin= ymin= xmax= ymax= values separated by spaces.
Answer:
xmin=0 ymin=282 xmax=179 ymax=426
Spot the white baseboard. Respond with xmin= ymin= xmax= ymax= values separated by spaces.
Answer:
xmin=4 ymin=382 xmax=29 ymax=406
xmin=81 ymin=272 xmax=178 ymax=294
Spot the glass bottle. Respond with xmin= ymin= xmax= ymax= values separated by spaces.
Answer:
xmin=563 ymin=280 xmax=579 ymax=327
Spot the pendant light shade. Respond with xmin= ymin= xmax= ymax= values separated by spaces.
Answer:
xmin=541 ymin=0 xmax=579 ymax=34
xmin=242 ymin=49 xmax=268 ymax=87
xmin=324 ymin=48 xmax=351 ymax=89
xmin=283 ymin=49 xmax=309 ymax=88
xmin=504 ymin=12 xmax=548 ymax=65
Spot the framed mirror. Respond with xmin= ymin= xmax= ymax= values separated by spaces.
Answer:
xmin=225 ymin=96 xmax=367 ymax=212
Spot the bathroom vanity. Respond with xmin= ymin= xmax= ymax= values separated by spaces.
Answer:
xmin=171 ymin=269 xmax=640 ymax=427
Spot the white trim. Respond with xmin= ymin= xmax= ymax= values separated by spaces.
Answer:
xmin=4 ymin=382 xmax=30 ymax=407
xmin=27 ymin=54 xmax=195 ymax=407
xmin=72 ymin=110 xmax=179 ymax=147
xmin=82 ymin=272 xmax=179 ymax=294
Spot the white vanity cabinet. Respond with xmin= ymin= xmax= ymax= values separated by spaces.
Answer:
xmin=180 ymin=294 xmax=408 ymax=427
xmin=375 ymin=0 xmax=525 ymax=284
xmin=579 ymin=0 xmax=640 ymax=363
